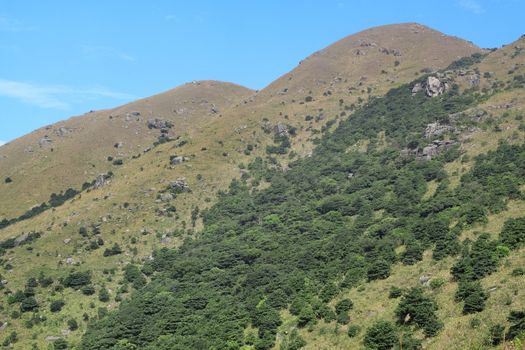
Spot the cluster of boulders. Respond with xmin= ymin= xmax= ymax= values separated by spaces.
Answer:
xmin=412 ymin=75 xmax=450 ymax=97
xmin=424 ymin=122 xmax=455 ymax=139
xmin=147 ymin=118 xmax=172 ymax=130
xmin=169 ymin=178 xmax=190 ymax=193
xmin=93 ymin=173 xmax=111 ymax=189
xmin=273 ymin=124 xmax=289 ymax=137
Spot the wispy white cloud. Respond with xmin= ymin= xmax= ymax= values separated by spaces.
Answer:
xmin=165 ymin=14 xmax=179 ymax=21
xmin=458 ymin=0 xmax=485 ymax=14
xmin=79 ymin=45 xmax=136 ymax=62
xmin=0 ymin=15 xmax=36 ymax=32
xmin=0 ymin=79 xmax=134 ymax=110
xmin=0 ymin=140 xmax=5 ymax=146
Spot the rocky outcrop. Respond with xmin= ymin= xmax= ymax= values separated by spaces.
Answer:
xmin=147 ymin=118 xmax=173 ymax=130
xmin=401 ymin=140 xmax=457 ymax=161
xmin=273 ymin=124 xmax=289 ymax=137
xmin=54 ymin=127 xmax=72 ymax=137
xmin=38 ymin=136 xmax=53 ymax=147
xmin=418 ymin=140 xmax=457 ymax=161
xmin=424 ymin=122 xmax=454 ymax=139
xmin=425 ymin=76 xmax=448 ymax=97
xmin=411 ymin=83 xmax=423 ymax=96
xmin=170 ymin=156 xmax=189 ymax=166
xmin=94 ymin=174 xmax=110 ymax=189
xmin=169 ymin=178 xmax=190 ymax=193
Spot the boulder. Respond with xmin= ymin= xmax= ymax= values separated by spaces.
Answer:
xmin=160 ymin=193 xmax=174 ymax=202
xmin=170 ymin=156 xmax=189 ymax=166
xmin=63 ymin=238 xmax=71 ymax=245
xmin=424 ymin=122 xmax=454 ymax=139
xmin=274 ymin=124 xmax=289 ymax=137
xmin=425 ymin=76 xmax=448 ymax=97
xmin=419 ymin=275 xmax=432 ymax=286
xmin=417 ymin=140 xmax=457 ymax=161
xmin=94 ymin=174 xmax=110 ymax=189
xmin=169 ymin=178 xmax=190 ymax=193
xmin=55 ymin=127 xmax=72 ymax=137
xmin=411 ymin=83 xmax=423 ymax=96
xmin=147 ymin=118 xmax=172 ymax=130
xmin=38 ymin=136 xmax=53 ymax=147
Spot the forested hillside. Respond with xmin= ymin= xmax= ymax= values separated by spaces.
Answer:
xmin=80 ymin=53 xmax=525 ymax=349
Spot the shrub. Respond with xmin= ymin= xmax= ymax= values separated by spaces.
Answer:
xmin=511 ymin=268 xmax=525 ymax=276
xmin=54 ymin=338 xmax=68 ymax=349
xmin=81 ymin=285 xmax=96 ymax=296
xmin=20 ymin=297 xmax=38 ymax=312
xmin=62 ymin=271 xmax=91 ymax=289
xmin=367 ymin=259 xmax=390 ymax=281
xmin=500 ymin=217 xmax=525 ymax=249
xmin=50 ymin=300 xmax=65 ymax=313
xmin=364 ymin=320 xmax=397 ymax=350
xmin=67 ymin=318 xmax=78 ymax=331
xmin=335 ymin=299 xmax=354 ymax=315
xmin=395 ymin=288 xmax=442 ymax=337
xmin=388 ymin=286 xmax=403 ymax=299
xmin=489 ymin=324 xmax=505 ymax=345
xmin=455 ymin=281 xmax=487 ymax=314
xmin=429 ymin=278 xmax=445 ymax=290
xmin=103 ymin=243 xmax=122 ymax=257
xmin=98 ymin=288 xmax=110 ymax=302
xmin=347 ymin=324 xmax=360 ymax=338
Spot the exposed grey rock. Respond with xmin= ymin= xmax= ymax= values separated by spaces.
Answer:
xmin=114 ymin=142 xmax=123 ymax=148
xmin=147 ymin=118 xmax=172 ymax=130
xmin=425 ymin=76 xmax=449 ymax=97
xmin=170 ymin=156 xmax=189 ymax=166
xmin=466 ymin=73 xmax=480 ymax=87
xmin=424 ymin=122 xmax=454 ymax=139
xmin=161 ymin=234 xmax=172 ymax=244
xmin=169 ymin=178 xmax=190 ymax=193
xmin=411 ymin=83 xmax=423 ymax=96
xmin=14 ymin=233 xmax=29 ymax=246
xmin=274 ymin=124 xmax=289 ymax=137
xmin=159 ymin=193 xmax=174 ymax=202
xmin=63 ymin=238 xmax=71 ymax=244
xmin=94 ymin=174 xmax=110 ymax=189
xmin=46 ymin=336 xmax=60 ymax=341
xmin=418 ymin=140 xmax=457 ymax=161
xmin=39 ymin=136 xmax=53 ymax=147
xmin=65 ymin=257 xmax=75 ymax=265
xmin=55 ymin=127 xmax=72 ymax=137
xmin=419 ymin=275 xmax=432 ymax=286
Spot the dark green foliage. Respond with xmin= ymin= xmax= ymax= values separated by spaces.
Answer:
xmin=67 ymin=318 xmax=79 ymax=331
xmin=4 ymin=177 xmax=12 ymax=183
xmin=347 ymin=324 xmax=361 ymax=338
xmin=455 ymin=281 xmax=487 ymax=314
xmin=507 ymin=311 xmax=525 ymax=341
xmin=20 ymin=296 xmax=38 ymax=312
xmin=54 ymin=338 xmax=68 ymax=349
xmin=80 ymin=69 xmax=521 ymax=349
xmin=451 ymin=234 xmax=499 ymax=282
xmin=500 ymin=217 xmax=525 ymax=249
xmin=401 ymin=241 xmax=424 ymax=265
xmin=50 ymin=300 xmax=65 ymax=312
xmin=81 ymin=285 xmax=96 ymax=295
xmin=446 ymin=53 xmax=486 ymax=70
xmin=335 ymin=299 xmax=353 ymax=315
xmin=395 ymin=288 xmax=442 ymax=337
xmin=364 ymin=320 xmax=398 ymax=350
xmin=367 ymin=259 xmax=391 ymax=281
xmin=103 ymin=243 xmax=122 ymax=257
xmin=388 ymin=286 xmax=403 ymax=299
xmin=62 ymin=271 xmax=91 ymax=289
xmin=98 ymin=288 xmax=110 ymax=302
xmin=489 ymin=324 xmax=505 ymax=345
xmin=123 ymin=264 xmax=147 ymax=289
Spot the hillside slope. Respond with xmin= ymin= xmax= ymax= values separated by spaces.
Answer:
xmin=2 ymin=24 xmax=522 ymax=350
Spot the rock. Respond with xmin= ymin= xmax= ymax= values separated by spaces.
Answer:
xmin=46 ymin=336 xmax=60 ymax=341
xmin=488 ymin=286 xmax=498 ymax=293
xmin=411 ymin=83 xmax=423 ymax=96
xmin=1 ymin=279 xmax=7 ymax=285
xmin=169 ymin=178 xmax=190 ymax=193
xmin=14 ymin=233 xmax=29 ymax=246
xmin=160 ymin=193 xmax=174 ymax=202
xmin=170 ymin=156 xmax=189 ymax=166
xmin=424 ymin=122 xmax=454 ymax=139
xmin=161 ymin=234 xmax=172 ymax=244
xmin=114 ymin=142 xmax=123 ymax=148
xmin=61 ymin=329 xmax=71 ymax=336
xmin=55 ymin=127 xmax=72 ymax=137
xmin=274 ymin=124 xmax=289 ymax=137
xmin=425 ymin=76 xmax=448 ymax=97
xmin=39 ymin=136 xmax=53 ymax=147
xmin=147 ymin=118 xmax=172 ymax=130
xmin=466 ymin=73 xmax=480 ymax=87
xmin=94 ymin=174 xmax=110 ymax=189
xmin=419 ymin=275 xmax=432 ymax=286
xmin=65 ymin=257 xmax=74 ymax=265
xmin=63 ymin=238 xmax=71 ymax=244
xmin=130 ymin=111 xmax=141 ymax=116
xmin=417 ymin=140 xmax=457 ymax=161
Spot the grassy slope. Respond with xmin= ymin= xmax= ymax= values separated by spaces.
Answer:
xmin=0 ymin=24 xmax=509 ymax=349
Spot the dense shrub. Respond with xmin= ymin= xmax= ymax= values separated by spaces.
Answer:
xmin=50 ymin=300 xmax=65 ymax=313
xmin=364 ymin=320 xmax=397 ymax=350
xmin=395 ymin=288 xmax=442 ymax=336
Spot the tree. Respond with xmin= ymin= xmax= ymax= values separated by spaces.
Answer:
xmin=367 ymin=259 xmax=390 ymax=281
xmin=395 ymin=288 xmax=442 ymax=337
xmin=455 ymin=281 xmax=487 ymax=314
xmin=99 ymin=288 xmax=110 ymax=302
xmin=364 ymin=320 xmax=398 ymax=350
xmin=20 ymin=297 xmax=38 ymax=312
xmin=50 ymin=300 xmax=65 ymax=313
xmin=500 ymin=217 xmax=525 ymax=249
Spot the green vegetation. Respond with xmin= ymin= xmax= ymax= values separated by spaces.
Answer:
xmin=75 ymin=69 xmax=525 ymax=350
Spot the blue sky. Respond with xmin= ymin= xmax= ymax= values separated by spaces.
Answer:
xmin=0 ymin=0 xmax=523 ymax=145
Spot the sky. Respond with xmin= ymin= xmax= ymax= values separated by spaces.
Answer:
xmin=0 ymin=0 xmax=524 ymax=145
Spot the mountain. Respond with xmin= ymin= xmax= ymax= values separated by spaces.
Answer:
xmin=0 ymin=24 xmax=524 ymax=350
